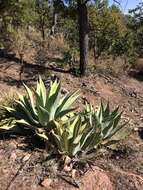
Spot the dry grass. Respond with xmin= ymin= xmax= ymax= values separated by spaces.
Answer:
xmin=0 ymin=91 xmax=17 ymax=120
xmin=135 ymin=58 xmax=143 ymax=72
xmin=47 ymin=33 xmax=68 ymax=53
xmin=0 ymin=91 xmax=17 ymax=106
xmin=93 ymin=56 xmax=130 ymax=77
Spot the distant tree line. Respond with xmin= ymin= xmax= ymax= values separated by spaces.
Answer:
xmin=0 ymin=0 xmax=143 ymax=75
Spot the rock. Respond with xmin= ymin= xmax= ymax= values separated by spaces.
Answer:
xmin=61 ymin=88 xmax=69 ymax=95
xmin=56 ymin=166 xmax=113 ymax=190
xmin=41 ymin=178 xmax=53 ymax=188
xmin=10 ymin=151 xmax=17 ymax=161
xmin=77 ymin=166 xmax=113 ymax=190
xmin=115 ymin=169 xmax=143 ymax=190
xmin=126 ymin=173 xmax=143 ymax=190
xmin=63 ymin=164 xmax=72 ymax=172
xmin=134 ymin=127 xmax=139 ymax=132
xmin=71 ymin=169 xmax=78 ymax=179
xmin=64 ymin=156 xmax=72 ymax=166
xmin=22 ymin=153 xmax=31 ymax=162
xmin=81 ymin=96 xmax=88 ymax=103
xmin=9 ymin=140 xmax=17 ymax=149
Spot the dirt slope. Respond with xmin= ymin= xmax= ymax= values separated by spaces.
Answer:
xmin=0 ymin=58 xmax=143 ymax=190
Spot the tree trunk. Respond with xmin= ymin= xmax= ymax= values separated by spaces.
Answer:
xmin=77 ymin=0 xmax=89 ymax=76
xmin=93 ymin=37 xmax=99 ymax=64
xmin=19 ymin=53 xmax=24 ymax=81
xmin=50 ymin=12 xmax=58 ymax=35
xmin=41 ymin=18 xmax=45 ymax=40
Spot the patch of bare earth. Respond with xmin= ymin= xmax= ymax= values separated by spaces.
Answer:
xmin=0 ymin=57 xmax=143 ymax=190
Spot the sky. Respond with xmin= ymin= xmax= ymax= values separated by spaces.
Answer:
xmin=109 ymin=0 xmax=142 ymax=13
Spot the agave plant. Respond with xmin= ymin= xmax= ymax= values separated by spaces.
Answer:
xmin=83 ymin=101 xmax=127 ymax=143
xmin=52 ymin=116 xmax=88 ymax=157
xmin=0 ymin=92 xmax=17 ymax=120
xmin=51 ymin=101 xmax=126 ymax=158
xmin=0 ymin=117 xmax=16 ymax=131
xmin=4 ymin=76 xmax=79 ymax=138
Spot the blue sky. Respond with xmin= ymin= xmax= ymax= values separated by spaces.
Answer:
xmin=109 ymin=0 xmax=142 ymax=13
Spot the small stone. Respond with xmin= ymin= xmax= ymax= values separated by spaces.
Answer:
xmin=10 ymin=151 xmax=17 ymax=161
xmin=116 ymin=156 xmax=120 ymax=160
xmin=17 ymin=143 xmax=27 ymax=148
xmin=72 ymin=169 xmax=78 ymax=179
xmin=23 ymin=153 xmax=31 ymax=162
xmin=9 ymin=141 xmax=17 ymax=149
xmin=61 ymin=88 xmax=69 ymax=95
xmin=64 ymin=156 xmax=72 ymax=166
xmin=63 ymin=165 xmax=72 ymax=172
xmin=41 ymin=178 xmax=53 ymax=188
xmin=78 ymin=166 xmax=113 ymax=190
xmin=134 ymin=127 xmax=139 ymax=132
xmin=81 ymin=96 xmax=88 ymax=103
